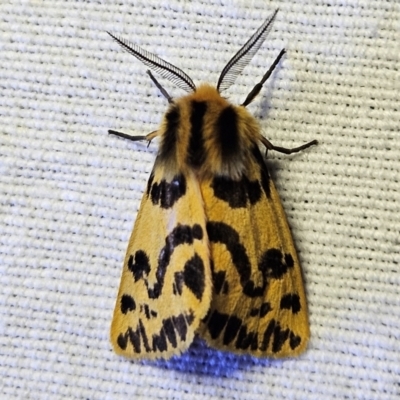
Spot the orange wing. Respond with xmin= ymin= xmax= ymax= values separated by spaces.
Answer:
xmin=110 ymin=164 xmax=212 ymax=359
xmin=199 ymin=146 xmax=309 ymax=357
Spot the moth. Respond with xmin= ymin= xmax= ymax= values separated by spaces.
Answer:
xmin=108 ymin=9 xmax=317 ymax=359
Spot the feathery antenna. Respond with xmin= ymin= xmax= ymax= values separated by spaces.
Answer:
xmin=217 ymin=9 xmax=279 ymax=92
xmin=108 ymin=32 xmax=196 ymax=93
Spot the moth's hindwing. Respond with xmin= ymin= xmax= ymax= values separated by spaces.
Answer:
xmin=110 ymin=165 xmax=212 ymax=359
xmin=199 ymin=146 xmax=310 ymax=357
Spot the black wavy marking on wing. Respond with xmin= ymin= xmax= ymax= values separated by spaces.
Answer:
xmin=217 ymin=9 xmax=279 ymax=92
xmin=205 ymin=220 xmax=302 ymax=353
xmin=206 ymin=221 xmax=294 ymax=297
xmin=207 ymin=222 xmax=301 ymax=353
xmin=117 ymin=312 xmax=195 ymax=354
xmin=108 ymin=32 xmax=196 ymax=93
xmin=127 ymin=224 xmax=204 ymax=299
xmin=206 ymin=311 xmax=302 ymax=353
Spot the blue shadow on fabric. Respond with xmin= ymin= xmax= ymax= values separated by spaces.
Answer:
xmin=141 ymin=337 xmax=281 ymax=377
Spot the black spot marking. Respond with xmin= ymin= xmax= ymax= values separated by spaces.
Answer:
xmin=259 ymin=249 xmax=294 ymax=280
xmin=251 ymin=145 xmax=270 ymax=198
xmin=260 ymin=302 xmax=272 ymax=317
xmin=183 ymin=254 xmax=205 ymax=300
xmin=250 ymin=308 xmax=259 ymax=317
xmin=285 ymin=253 xmax=294 ymax=268
xmin=247 ymin=179 xmax=263 ymax=204
xmin=120 ymin=294 xmax=136 ymax=314
xmin=118 ymin=313 xmax=193 ymax=354
xmin=122 ymin=319 xmax=151 ymax=354
xmin=152 ymin=313 xmax=194 ymax=353
xmin=280 ymin=294 xmax=301 ymax=314
xmin=222 ymin=315 xmax=242 ymax=345
xmin=211 ymin=176 xmax=245 ymax=208
xmin=192 ymin=224 xmax=204 ymax=240
xmin=206 ymin=311 xmax=299 ymax=353
xmin=128 ymin=326 xmax=141 ymax=353
xmin=117 ymin=332 xmax=129 ymax=351
xmin=272 ymin=324 xmax=290 ymax=353
xmin=159 ymin=106 xmax=180 ymax=161
xmin=187 ymin=101 xmax=207 ymax=167
xmin=143 ymin=304 xmax=150 ymax=320
xmin=163 ymin=317 xmax=177 ymax=348
xmin=211 ymin=175 xmax=262 ymax=208
xmin=173 ymin=312 xmax=194 ymax=341
xmin=149 ymin=173 xmax=187 ymax=209
xmin=152 ymin=328 xmax=168 ymax=352
xmin=249 ymin=302 xmax=271 ymax=318
xmin=236 ymin=325 xmax=258 ymax=351
xmin=208 ymin=310 xmax=229 ymax=339
xmin=260 ymin=319 xmax=276 ymax=352
xmin=259 ymin=319 xmax=299 ymax=353
xmin=173 ymin=272 xmax=184 ymax=295
xmin=216 ymin=106 xmax=240 ymax=162
xmin=128 ymin=250 xmax=150 ymax=282
xmin=207 ymin=222 xmax=266 ymax=297
xmin=170 ymin=223 xmax=202 ymax=246
xmin=289 ymin=332 xmax=301 ymax=349
xmin=139 ymin=319 xmax=151 ymax=352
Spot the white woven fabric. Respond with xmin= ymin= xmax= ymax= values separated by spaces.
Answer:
xmin=1 ymin=1 xmax=399 ymax=399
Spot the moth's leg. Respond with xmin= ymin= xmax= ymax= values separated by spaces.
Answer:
xmin=147 ymin=70 xmax=173 ymax=103
xmin=108 ymin=129 xmax=159 ymax=145
xmin=241 ymin=49 xmax=286 ymax=107
xmin=260 ymin=136 xmax=318 ymax=156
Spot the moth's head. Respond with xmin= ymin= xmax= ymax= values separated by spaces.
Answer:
xmin=185 ymin=84 xmax=227 ymax=105
xmin=108 ymin=9 xmax=279 ymax=100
